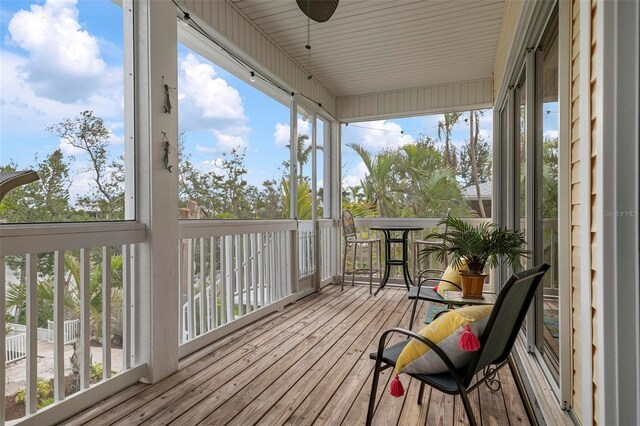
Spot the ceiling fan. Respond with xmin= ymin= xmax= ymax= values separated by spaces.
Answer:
xmin=296 ymin=0 xmax=339 ymax=23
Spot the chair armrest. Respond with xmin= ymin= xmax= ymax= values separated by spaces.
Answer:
xmin=416 ymin=268 xmax=445 ymax=276
xmin=416 ymin=271 xmax=462 ymax=292
xmin=374 ymin=327 xmax=464 ymax=384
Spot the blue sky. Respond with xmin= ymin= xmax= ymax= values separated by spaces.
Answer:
xmin=1 ymin=0 xmax=556 ymax=204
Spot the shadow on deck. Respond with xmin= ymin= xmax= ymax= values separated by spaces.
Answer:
xmin=64 ymin=285 xmax=532 ymax=425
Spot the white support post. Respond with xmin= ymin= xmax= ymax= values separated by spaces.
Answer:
xmin=80 ymin=249 xmax=91 ymax=390
xmin=0 ymin=258 xmax=5 ymax=423
xmin=26 ymin=254 xmax=37 ymax=414
xmin=54 ymin=251 xmax=65 ymax=401
xmin=134 ymin=0 xmax=179 ymax=382
xmin=122 ymin=244 xmax=132 ymax=370
xmin=199 ymin=238 xmax=206 ymax=334
xmin=102 ymin=246 xmax=112 ymax=379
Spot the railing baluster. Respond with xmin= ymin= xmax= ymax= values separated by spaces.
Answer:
xmin=102 ymin=247 xmax=112 ymax=379
xmin=199 ymin=238 xmax=206 ymax=335
xmin=187 ymin=239 xmax=195 ymax=340
xmin=177 ymin=241 xmax=183 ymax=344
xmin=235 ymin=234 xmax=244 ymax=317
xmin=122 ymin=244 xmax=131 ymax=370
xmin=26 ymin=253 xmax=38 ymax=414
xmin=266 ymin=232 xmax=273 ymax=304
xmin=251 ymin=234 xmax=258 ymax=312
xmin=220 ymin=237 xmax=227 ymax=325
xmin=243 ymin=234 xmax=251 ymax=313
xmin=1 ymin=256 xmax=5 ymax=423
xmin=54 ymin=251 xmax=65 ymax=400
xmin=225 ymin=235 xmax=234 ymax=322
xmin=257 ymin=233 xmax=265 ymax=308
xmin=80 ymin=248 xmax=91 ymax=390
xmin=214 ymin=237 xmax=218 ymax=330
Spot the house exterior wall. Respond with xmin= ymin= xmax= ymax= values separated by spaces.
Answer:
xmin=570 ymin=0 xmax=601 ymax=423
xmin=178 ymin=0 xmax=337 ymax=116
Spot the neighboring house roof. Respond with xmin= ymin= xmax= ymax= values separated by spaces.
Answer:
xmin=461 ymin=181 xmax=492 ymax=200
xmin=0 ymin=170 xmax=39 ymax=201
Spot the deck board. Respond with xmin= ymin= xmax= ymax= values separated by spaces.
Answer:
xmin=64 ymin=285 xmax=532 ymax=426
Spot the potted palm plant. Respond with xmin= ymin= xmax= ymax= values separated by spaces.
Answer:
xmin=421 ymin=217 xmax=530 ymax=298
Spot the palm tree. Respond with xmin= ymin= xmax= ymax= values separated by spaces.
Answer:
xmin=437 ymin=112 xmax=462 ymax=168
xmin=347 ymin=143 xmax=399 ymax=217
xmin=5 ymin=253 xmax=124 ymax=341
xmin=282 ymin=177 xmax=313 ymax=219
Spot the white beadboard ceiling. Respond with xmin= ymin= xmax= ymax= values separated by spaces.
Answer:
xmin=230 ymin=0 xmax=505 ymax=98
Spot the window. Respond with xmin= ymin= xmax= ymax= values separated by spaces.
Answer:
xmin=340 ymin=111 xmax=493 ymax=218
xmin=177 ymin=43 xmax=291 ymax=220
xmin=0 ymin=0 xmax=133 ymax=223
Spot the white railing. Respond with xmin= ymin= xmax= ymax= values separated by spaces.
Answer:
xmin=318 ymin=219 xmax=338 ymax=284
xmin=297 ymin=220 xmax=315 ymax=278
xmin=178 ymin=220 xmax=296 ymax=346
xmin=5 ymin=333 xmax=27 ymax=364
xmin=0 ymin=221 xmax=144 ymax=420
xmin=46 ymin=319 xmax=80 ymax=345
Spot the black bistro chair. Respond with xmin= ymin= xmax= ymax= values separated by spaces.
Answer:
xmin=367 ymin=263 xmax=550 ymax=426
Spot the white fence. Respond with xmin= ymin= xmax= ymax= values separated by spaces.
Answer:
xmin=46 ymin=319 xmax=80 ymax=345
xmin=298 ymin=220 xmax=315 ymax=278
xmin=5 ymin=333 xmax=26 ymax=364
xmin=178 ymin=220 xmax=296 ymax=346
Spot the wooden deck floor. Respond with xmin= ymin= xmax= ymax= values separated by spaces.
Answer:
xmin=64 ymin=285 xmax=531 ymax=425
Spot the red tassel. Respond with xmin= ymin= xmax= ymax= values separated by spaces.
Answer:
xmin=432 ymin=285 xmax=439 ymax=292
xmin=389 ymin=374 xmax=405 ymax=397
xmin=458 ymin=324 xmax=481 ymax=351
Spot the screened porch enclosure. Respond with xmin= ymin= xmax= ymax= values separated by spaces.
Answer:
xmin=0 ymin=1 xmax=569 ymax=425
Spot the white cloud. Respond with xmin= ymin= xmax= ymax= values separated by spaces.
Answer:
xmin=273 ymin=118 xmax=310 ymax=147
xmin=544 ymin=129 xmax=558 ymax=139
xmin=7 ymin=0 xmax=109 ymax=103
xmin=179 ymin=53 xmax=245 ymax=122
xmin=200 ymin=157 xmax=225 ymax=176
xmin=342 ymin=161 xmax=369 ymax=187
xmin=195 ymin=144 xmax=217 ymax=154
xmin=351 ymin=120 xmax=414 ymax=151
xmin=214 ymin=131 xmax=247 ymax=151
xmin=57 ymin=137 xmax=84 ymax=156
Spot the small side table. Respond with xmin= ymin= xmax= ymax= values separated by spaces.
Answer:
xmin=442 ymin=291 xmax=497 ymax=306
xmin=370 ymin=226 xmax=423 ymax=295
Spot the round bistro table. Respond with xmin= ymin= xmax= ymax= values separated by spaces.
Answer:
xmin=370 ymin=226 xmax=423 ymax=296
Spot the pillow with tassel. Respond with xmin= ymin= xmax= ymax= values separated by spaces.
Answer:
xmin=389 ymin=304 xmax=492 ymax=397
xmin=433 ymin=261 xmax=467 ymax=296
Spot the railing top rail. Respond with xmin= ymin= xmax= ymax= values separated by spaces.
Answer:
xmin=352 ymin=217 xmax=493 ymax=227
xmin=179 ymin=219 xmax=296 ymax=239
xmin=0 ymin=221 xmax=146 ymax=256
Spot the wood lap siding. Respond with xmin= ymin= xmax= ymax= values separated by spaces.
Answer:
xmin=589 ymin=0 xmax=599 ymax=423
xmin=570 ymin=0 xmax=583 ymax=421
xmin=570 ymin=0 xmax=600 ymax=423
xmin=179 ymin=0 xmax=337 ymax=116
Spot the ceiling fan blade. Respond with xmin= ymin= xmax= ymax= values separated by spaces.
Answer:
xmin=296 ymin=0 xmax=339 ymax=23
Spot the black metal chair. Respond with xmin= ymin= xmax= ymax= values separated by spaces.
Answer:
xmin=407 ymin=269 xmax=462 ymax=326
xmin=367 ymin=263 xmax=550 ymax=426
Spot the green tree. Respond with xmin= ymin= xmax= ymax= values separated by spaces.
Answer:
xmin=47 ymin=110 xmax=123 ymax=219
xmin=437 ymin=112 xmax=462 ymax=169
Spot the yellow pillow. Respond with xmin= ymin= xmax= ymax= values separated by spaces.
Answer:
xmin=396 ymin=305 xmax=492 ymax=375
xmin=435 ymin=261 xmax=467 ymax=296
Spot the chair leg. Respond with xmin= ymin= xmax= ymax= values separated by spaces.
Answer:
xmin=459 ymin=389 xmax=478 ymax=426
xmin=409 ymin=297 xmax=419 ymax=328
xmin=417 ymin=382 xmax=425 ymax=405
xmin=508 ymin=355 xmax=538 ymax=426
xmin=366 ymin=358 xmax=383 ymax=426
